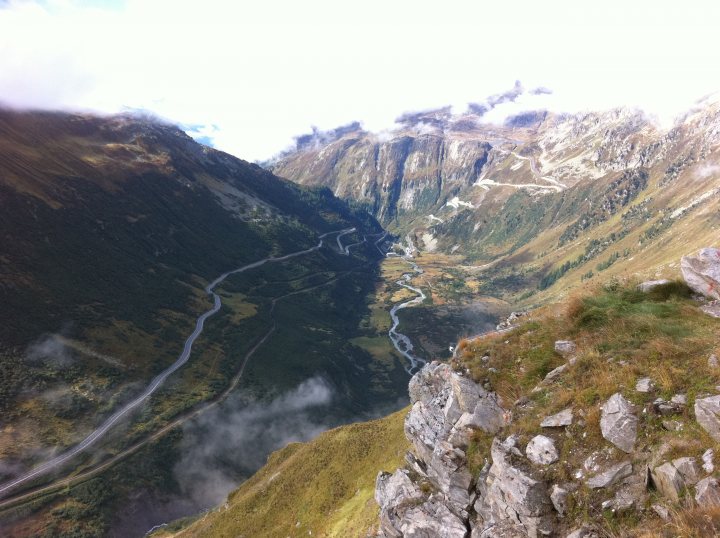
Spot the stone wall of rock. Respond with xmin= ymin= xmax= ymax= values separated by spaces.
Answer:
xmin=376 ymin=349 xmax=720 ymax=537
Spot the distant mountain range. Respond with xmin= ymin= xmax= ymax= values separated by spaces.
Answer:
xmin=271 ymin=95 xmax=720 ymax=300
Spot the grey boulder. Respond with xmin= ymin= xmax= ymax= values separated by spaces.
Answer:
xmin=586 ymin=461 xmax=633 ymax=489
xmin=541 ymin=408 xmax=573 ymax=428
xmin=600 ymin=393 xmax=638 ymax=453
xmin=681 ymin=247 xmax=720 ymax=300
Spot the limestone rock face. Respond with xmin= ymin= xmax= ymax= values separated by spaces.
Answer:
xmin=405 ymin=363 xmax=508 ymax=464
xmin=379 ymin=362 xmax=511 ymax=537
xmin=672 ymin=457 xmax=701 ymax=486
xmin=427 ymin=441 xmax=475 ymax=515
xmin=376 ymin=470 xmax=425 ymax=537
xmin=474 ymin=438 xmax=556 ymax=537
xmin=694 ymin=395 xmax=720 ymax=442
xmin=681 ymin=247 xmax=720 ymax=300
xmin=399 ymin=499 xmax=469 ymax=538
xmin=600 ymin=393 xmax=638 ymax=453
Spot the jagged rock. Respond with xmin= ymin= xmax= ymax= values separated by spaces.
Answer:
xmin=694 ymin=395 xmax=720 ymax=442
xmin=671 ymin=394 xmax=687 ymax=406
xmin=541 ymin=408 xmax=573 ymax=428
xmin=709 ymin=354 xmax=719 ymax=368
xmin=672 ymin=457 xmax=701 ymax=485
xmin=607 ymin=480 xmax=646 ymax=513
xmin=543 ymin=364 xmax=567 ymax=383
xmin=703 ymin=449 xmax=715 ymax=473
xmin=496 ymin=311 xmax=528 ymax=331
xmin=586 ymin=461 xmax=632 ymax=489
xmin=654 ymin=397 xmax=684 ymax=416
xmin=405 ymin=400 xmax=451 ymax=463
xmin=600 ymin=393 xmax=638 ymax=453
xmin=652 ymin=503 xmax=671 ymax=521
xmin=662 ymin=419 xmax=684 ymax=432
xmin=406 ymin=363 xmax=508 ymax=463
xmin=638 ymin=279 xmax=672 ymax=292
xmin=635 ymin=377 xmax=654 ymax=393
xmin=651 ymin=462 xmax=685 ymax=501
xmin=376 ymin=470 xmax=425 ymax=537
xmin=468 ymin=394 xmax=508 ymax=434
xmin=554 ymin=340 xmax=576 ymax=356
xmin=695 ymin=477 xmax=720 ymax=508
xmin=427 ymin=441 xmax=474 ymax=515
xmin=474 ymin=438 xmax=555 ymax=537
xmin=526 ymin=435 xmax=559 ymax=465
xmin=550 ymin=484 xmax=569 ymax=516
xmin=701 ymin=301 xmax=720 ymax=318
xmin=409 ymin=362 xmax=454 ymax=406
xmin=405 ymin=451 xmax=428 ymax=477
xmin=447 ymin=413 xmax=476 ymax=448
xmin=681 ymin=248 xmax=720 ymax=300
xmin=399 ymin=497 xmax=469 ymax=538
xmin=450 ymin=373 xmax=484 ymax=413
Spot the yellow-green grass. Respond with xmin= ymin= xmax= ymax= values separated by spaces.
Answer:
xmin=160 ymin=408 xmax=409 ymax=538
xmin=350 ymin=336 xmax=399 ymax=367
xmin=455 ymin=280 xmax=720 ymax=533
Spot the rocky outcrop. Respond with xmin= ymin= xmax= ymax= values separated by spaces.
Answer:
xmin=376 ymin=322 xmax=720 ymax=537
xmin=681 ymin=248 xmax=720 ymax=300
xmin=474 ymin=438 xmax=556 ymax=537
xmin=377 ymin=362 xmax=563 ymax=538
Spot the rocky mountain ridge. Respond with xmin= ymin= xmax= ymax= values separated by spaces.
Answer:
xmin=272 ymin=96 xmax=720 ymax=302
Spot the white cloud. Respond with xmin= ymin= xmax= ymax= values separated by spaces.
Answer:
xmin=1 ymin=0 xmax=720 ymax=160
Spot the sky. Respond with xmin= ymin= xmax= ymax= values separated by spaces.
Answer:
xmin=1 ymin=0 xmax=719 ymax=161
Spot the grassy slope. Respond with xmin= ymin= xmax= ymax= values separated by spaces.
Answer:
xmin=455 ymin=280 xmax=720 ymax=536
xmin=160 ymin=408 xmax=409 ymax=538
xmin=0 ymin=110 xmax=400 ymax=536
xmin=168 ymin=279 xmax=720 ymax=538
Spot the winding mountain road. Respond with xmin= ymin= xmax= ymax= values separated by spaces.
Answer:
xmin=0 ymin=228 xmax=355 ymax=499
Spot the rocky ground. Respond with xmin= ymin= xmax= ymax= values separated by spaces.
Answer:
xmin=374 ymin=248 xmax=720 ymax=537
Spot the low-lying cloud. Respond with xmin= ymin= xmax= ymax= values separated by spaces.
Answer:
xmin=173 ymin=376 xmax=335 ymax=508
xmin=25 ymin=334 xmax=76 ymax=367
